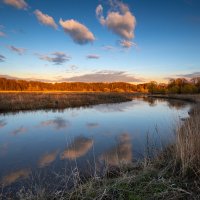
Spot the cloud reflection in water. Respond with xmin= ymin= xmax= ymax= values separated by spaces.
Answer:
xmin=38 ymin=150 xmax=59 ymax=168
xmin=100 ymin=133 xmax=132 ymax=166
xmin=40 ymin=117 xmax=70 ymax=130
xmin=60 ymin=136 xmax=93 ymax=160
xmin=1 ymin=168 xmax=31 ymax=186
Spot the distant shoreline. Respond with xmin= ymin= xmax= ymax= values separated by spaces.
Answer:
xmin=0 ymin=92 xmax=138 ymax=113
xmin=0 ymin=92 xmax=198 ymax=113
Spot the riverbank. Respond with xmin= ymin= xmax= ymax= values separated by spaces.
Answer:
xmin=0 ymin=92 xmax=137 ymax=113
xmin=56 ymin=94 xmax=199 ymax=200
xmin=58 ymin=94 xmax=200 ymax=200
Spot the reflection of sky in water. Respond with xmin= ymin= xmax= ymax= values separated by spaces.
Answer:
xmin=0 ymin=98 xmax=191 ymax=187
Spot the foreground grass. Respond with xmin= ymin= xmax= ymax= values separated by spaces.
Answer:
xmin=0 ymin=92 xmax=135 ymax=113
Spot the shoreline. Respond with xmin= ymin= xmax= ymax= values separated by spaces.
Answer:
xmin=0 ymin=92 xmax=139 ymax=113
xmin=1 ymin=92 xmax=197 ymax=114
xmin=60 ymin=94 xmax=200 ymax=199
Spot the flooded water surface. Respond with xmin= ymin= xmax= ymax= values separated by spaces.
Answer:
xmin=0 ymin=97 xmax=191 ymax=189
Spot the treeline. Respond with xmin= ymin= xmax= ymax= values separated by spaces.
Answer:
xmin=0 ymin=78 xmax=137 ymax=92
xmin=0 ymin=77 xmax=199 ymax=93
xmin=147 ymin=77 xmax=200 ymax=94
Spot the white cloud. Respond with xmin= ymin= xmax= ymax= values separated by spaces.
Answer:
xmin=3 ymin=0 xmax=28 ymax=10
xmin=96 ymin=1 xmax=136 ymax=48
xmin=96 ymin=4 xmax=105 ymax=24
xmin=34 ymin=10 xmax=58 ymax=30
xmin=59 ymin=19 xmax=95 ymax=45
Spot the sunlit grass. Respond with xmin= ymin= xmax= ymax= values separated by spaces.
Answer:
xmin=0 ymin=92 xmax=134 ymax=113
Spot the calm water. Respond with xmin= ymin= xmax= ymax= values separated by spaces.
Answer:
xmin=0 ymin=97 xmax=191 ymax=188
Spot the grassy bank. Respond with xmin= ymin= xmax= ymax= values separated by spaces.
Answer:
xmin=0 ymin=92 xmax=135 ymax=113
xmin=56 ymin=95 xmax=199 ymax=200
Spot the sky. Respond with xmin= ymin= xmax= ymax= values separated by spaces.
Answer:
xmin=0 ymin=0 xmax=200 ymax=83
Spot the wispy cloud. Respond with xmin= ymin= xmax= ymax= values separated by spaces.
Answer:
xmin=177 ymin=71 xmax=200 ymax=78
xmin=0 ymin=54 xmax=6 ymax=62
xmin=37 ymin=52 xmax=71 ymax=65
xmin=0 ymin=74 xmax=55 ymax=82
xmin=34 ymin=9 xmax=58 ymax=30
xmin=7 ymin=45 xmax=26 ymax=55
xmin=102 ymin=45 xmax=116 ymax=51
xmin=120 ymin=40 xmax=137 ymax=48
xmin=59 ymin=19 xmax=95 ymax=45
xmin=59 ymin=70 xmax=143 ymax=82
xmin=96 ymin=1 xmax=136 ymax=48
xmin=68 ymin=64 xmax=78 ymax=70
xmin=3 ymin=0 xmax=28 ymax=10
xmin=86 ymin=54 xmax=100 ymax=59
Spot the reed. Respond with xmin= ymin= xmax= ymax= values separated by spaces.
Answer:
xmin=0 ymin=92 xmax=135 ymax=113
xmin=175 ymin=101 xmax=200 ymax=175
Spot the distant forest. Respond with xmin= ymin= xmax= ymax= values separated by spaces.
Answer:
xmin=0 ymin=77 xmax=200 ymax=94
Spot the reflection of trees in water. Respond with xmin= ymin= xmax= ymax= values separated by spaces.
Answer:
xmin=38 ymin=150 xmax=59 ymax=168
xmin=94 ymin=101 xmax=134 ymax=113
xmin=142 ymin=97 xmax=189 ymax=109
xmin=142 ymin=97 xmax=157 ymax=107
xmin=60 ymin=136 xmax=93 ymax=160
xmin=1 ymin=168 xmax=30 ymax=186
xmin=100 ymin=133 xmax=132 ymax=166
xmin=167 ymin=99 xmax=188 ymax=109
xmin=40 ymin=117 xmax=70 ymax=130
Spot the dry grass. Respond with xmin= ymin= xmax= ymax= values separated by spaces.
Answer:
xmin=149 ymin=94 xmax=200 ymax=176
xmin=175 ymin=99 xmax=200 ymax=175
xmin=0 ymin=92 xmax=134 ymax=113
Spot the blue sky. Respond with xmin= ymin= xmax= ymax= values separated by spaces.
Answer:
xmin=0 ymin=0 xmax=200 ymax=83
